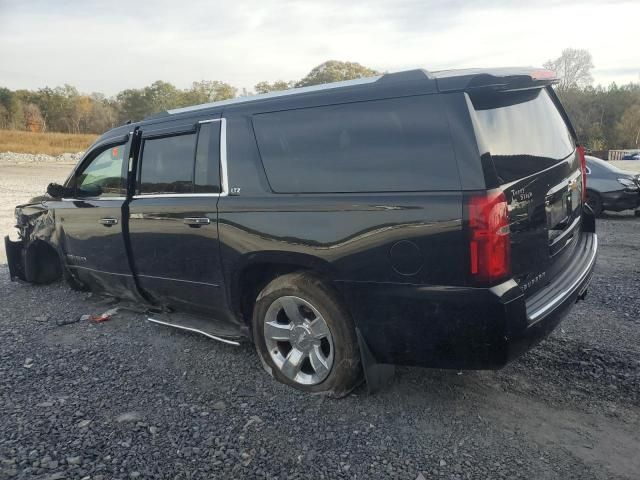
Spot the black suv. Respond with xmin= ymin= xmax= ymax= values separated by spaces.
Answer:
xmin=5 ymin=68 xmax=597 ymax=396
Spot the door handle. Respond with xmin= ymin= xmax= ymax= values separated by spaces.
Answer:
xmin=183 ymin=217 xmax=211 ymax=227
xmin=99 ymin=217 xmax=119 ymax=227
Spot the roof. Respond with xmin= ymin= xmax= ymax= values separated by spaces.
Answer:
xmin=139 ymin=67 xmax=556 ymax=122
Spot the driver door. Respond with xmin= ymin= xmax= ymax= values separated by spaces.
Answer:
xmin=58 ymin=138 xmax=141 ymax=301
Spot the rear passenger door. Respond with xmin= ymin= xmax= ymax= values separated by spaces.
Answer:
xmin=128 ymin=117 xmax=226 ymax=316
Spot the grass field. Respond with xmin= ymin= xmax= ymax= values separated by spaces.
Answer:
xmin=0 ymin=129 xmax=97 ymax=155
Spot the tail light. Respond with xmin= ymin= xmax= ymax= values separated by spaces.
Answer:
xmin=468 ymin=190 xmax=511 ymax=283
xmin=577 ymin=145 xmax=587 ymax=201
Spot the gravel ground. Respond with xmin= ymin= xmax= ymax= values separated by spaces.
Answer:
xmin=0 ymin=156 xmax=639 ymax=480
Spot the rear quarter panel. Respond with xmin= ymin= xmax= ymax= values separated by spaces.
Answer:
xmin=217 ymin=110 xmax=466 ymax=317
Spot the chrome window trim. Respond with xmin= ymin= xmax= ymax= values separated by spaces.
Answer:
xmin=134 ymin=117 xmax=228 ymax=199
xmin=131 ymin=193 xmax=221 ymax=199
xmin=61 ymin=196 xmax=127 ymax=201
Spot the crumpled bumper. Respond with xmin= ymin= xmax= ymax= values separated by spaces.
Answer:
xmin=4 ymin=235 xmax=26 ymax=281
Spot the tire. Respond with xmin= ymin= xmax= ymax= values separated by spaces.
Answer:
xmin=586 ymin=190 xmax=603 ymax=216
xmin=252 ymin=272 xmax=362 ymax=397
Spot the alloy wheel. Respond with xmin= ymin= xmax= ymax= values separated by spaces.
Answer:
xmin=263 ymin=295 xmax=334 ymax=385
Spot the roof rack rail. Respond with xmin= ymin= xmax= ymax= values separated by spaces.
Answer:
xmin=378 ymin=69 xmax=432 ymax=83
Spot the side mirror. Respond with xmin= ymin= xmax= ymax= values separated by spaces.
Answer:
xmin=46 ymin=183 xmax=68 ymax=199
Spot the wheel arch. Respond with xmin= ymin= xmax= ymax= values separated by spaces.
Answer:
xmin=230 ymin=251 xmax=339 ymax=328
xmin=24 ymin=238 xmax=64 ymax=284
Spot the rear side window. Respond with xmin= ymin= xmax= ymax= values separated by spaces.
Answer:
xmin=138 ymin=122 xmax=221 ymax=195
xmin=253 ymin=96 xmax=459 ymax=193
xmin=139 ymin=134 xmax=196 ymax=194
xmin=468 ymin=88 xmax=575 ymax=183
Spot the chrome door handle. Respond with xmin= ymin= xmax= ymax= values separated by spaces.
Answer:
xmin=99 ymin=217 xmax=118 ymax=226
xmin=183 ymin=217 xmax=211 ymax=227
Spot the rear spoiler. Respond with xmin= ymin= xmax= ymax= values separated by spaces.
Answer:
xmin=433 ymin=68 xmax=559 ymax=93
xmin=445 ymin=67 xmax=576 ymax=140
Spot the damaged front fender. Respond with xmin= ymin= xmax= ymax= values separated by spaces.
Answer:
xmin=5 ymin=200 xmax=63 ymax=283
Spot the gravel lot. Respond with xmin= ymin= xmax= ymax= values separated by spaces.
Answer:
xmin=1 ymin=155 xmax=639 ymax=479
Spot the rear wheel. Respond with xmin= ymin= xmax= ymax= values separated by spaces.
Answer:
xmin=586 ymin=190 xmax=603 ymax=216
xmin=251 ymin=272 xmax=361 ymax=397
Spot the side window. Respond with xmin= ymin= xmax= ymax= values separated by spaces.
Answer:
xmin=252 ymin=96 xmax=458 ymax=193
xmin=194 ymin=122 xmax=221 ymax=193
xmin=138 ymin=122 xmax=221 ymax=195
xmin=75 ymin=144 xmax=126 ymax=197
xmin=139 ymin=133 xmax=197 ymax=194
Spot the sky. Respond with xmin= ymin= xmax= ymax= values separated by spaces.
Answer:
xmin=0 ymin=0 xmax=638 ymax=96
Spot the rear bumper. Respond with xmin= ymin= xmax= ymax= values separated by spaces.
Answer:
xmin=601 ymin=190 xmax=640 ymax=212
xmin=338 ymin=232 xmax=598 ymax=369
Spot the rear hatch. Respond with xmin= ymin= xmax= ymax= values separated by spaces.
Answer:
xmin=466 ymin=85 xmax=583 ymax=298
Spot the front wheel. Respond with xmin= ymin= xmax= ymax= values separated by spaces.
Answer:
xmin=252 ymin=272 xmax=361 ymax=397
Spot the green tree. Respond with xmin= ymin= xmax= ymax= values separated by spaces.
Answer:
xmin=184 ymin=80 xmax=236 ymax=104
xmin=116 ymin=88 xmax=149 ymax=123
xmin=254 ymin=80 xmax=294 ymax=94
xmin=0 ymin=87 xmax=24 ymax=130
xmin=296 ymin=60 xmax=379 ymax=87
xmin=616 ymin=103 xmax=640 ymax=149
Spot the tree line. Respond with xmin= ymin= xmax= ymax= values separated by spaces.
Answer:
xmin=0 ymin=60 xmax=377 ymax=135
xmin=1 ymin=55 xmax=638 ymax=150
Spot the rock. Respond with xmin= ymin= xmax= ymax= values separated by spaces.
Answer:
xmin=77 ymin=419 xmax=91 ymax=428
xmin=439 ymin=459 xmax=447 ymax=467
xmin=48 ymin=473 xmax=66 ymax=480
xmin=149 ymin=426 xmax=158 ymax=435
xmin=243 ymin=416 xmax=263 ymax=431
xmin=129 ymin=472 xmax=141 ymax=479
xmin=212 ymin=401 xmax=226 ymax=410
xmin=116 ymin=411 xmax=142 ymax=423
xmin=23 ymin=358 xmax=34 ymax=368
xmin=66 ymin=456 xmax=82 ymax=465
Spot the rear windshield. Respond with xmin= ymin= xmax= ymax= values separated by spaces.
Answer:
xmin=469 ymin=88 xmax=575 ymax=183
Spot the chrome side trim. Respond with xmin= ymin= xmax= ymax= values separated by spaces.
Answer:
xmin=138 ymin=273 xmax=219 ymax=287
xmin=147 ymin=317 xmax=240 ymax=346
xmin=66 ymin=265 xmax=132 ymax=277
xmin=167 ymin=76 xmax=382 ymax=115
xmin=528 ymin=234 xmax=598 ymax=322
xmin=549 ymin=216 xmax=581 ymax=250
xmin=61 ymin=197 xmax=127 ymax=201
xmin=132 ymin=193 xmax=221 ymax=199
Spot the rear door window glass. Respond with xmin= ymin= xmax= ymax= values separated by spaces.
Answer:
xmin=468 ymin=88 xmax=575 ymax=183
xmin=252 ymin=95 xmax=459 ymax=193
xmin=139 ymin=133 xmax=197 ymax=194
